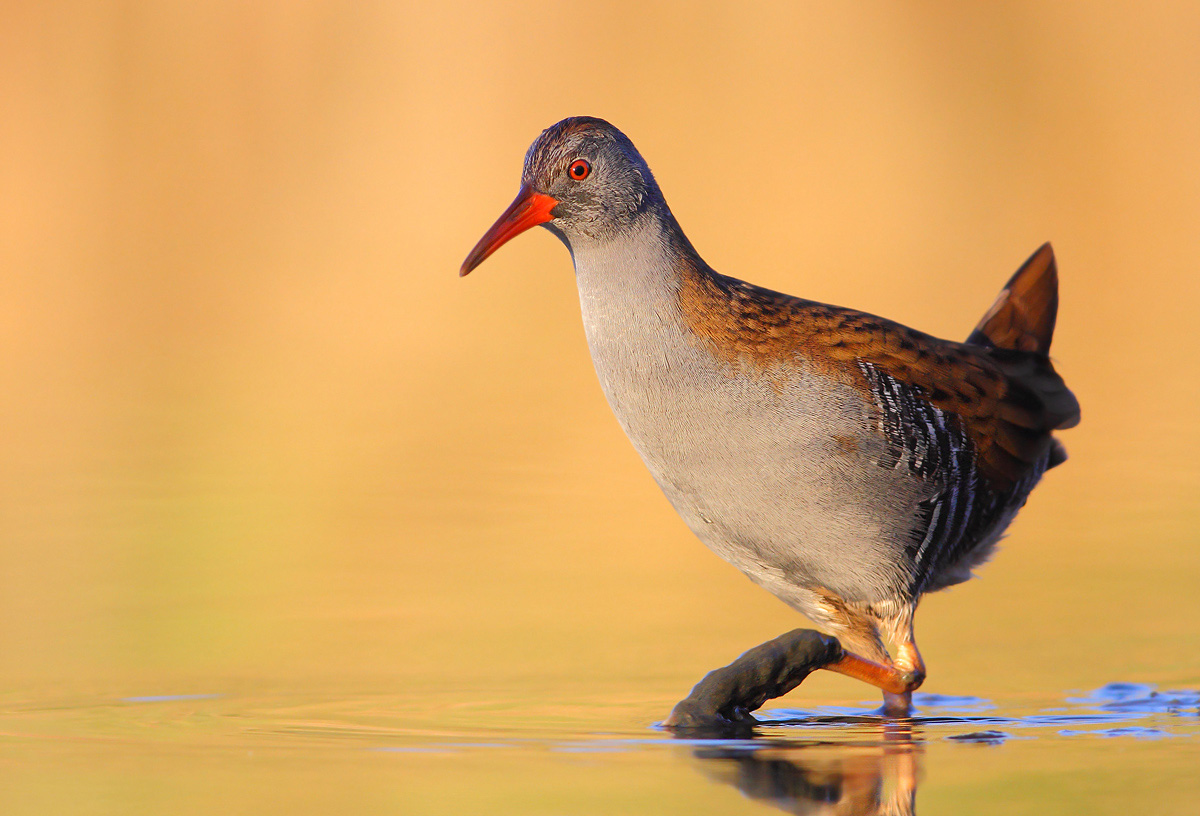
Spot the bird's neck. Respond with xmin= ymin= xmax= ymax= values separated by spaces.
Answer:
xmin=562 ymin=206 xmax=728 ymax=421
xmin=567 ymin=205 xmax=709 ymax=315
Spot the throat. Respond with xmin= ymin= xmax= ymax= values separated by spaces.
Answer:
xmin=569 ymin=213 xmax=693 ymax=335
xmin=566 ymin=213 xmax=707 ymax=413
xmin=569 ymin=210 xmax=686 ymax=288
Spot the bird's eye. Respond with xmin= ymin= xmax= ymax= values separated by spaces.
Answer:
xmin=568 ymin=159 xmax=591 ymax=180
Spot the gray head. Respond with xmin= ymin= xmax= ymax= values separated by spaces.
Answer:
xmin=460 ymin=117 xmax=670 ymax=276
xmin=523 ymin=117 xmax=663 ymax=242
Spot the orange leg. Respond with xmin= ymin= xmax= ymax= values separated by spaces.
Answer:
xmin=815 ymin=603 xmax=927 ymax=715
xmin=824 ymin=651 xmax=923 ymax=696
xmin=823 ymin=639 xmax=926 ymax=716
xmin=883 ymin=635 xmax=927 ymax=715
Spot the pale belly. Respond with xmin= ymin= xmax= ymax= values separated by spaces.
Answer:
xmin=582 ymin=311 xmax=931 ymax=612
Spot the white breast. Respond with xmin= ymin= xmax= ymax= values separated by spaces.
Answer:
xmin=566 ymin=219 xmax=930 ymax=611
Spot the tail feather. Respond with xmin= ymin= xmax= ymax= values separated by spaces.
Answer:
xmin=967 ymin=243 xmax=1080 ymax=472
xmin=967 ymin=242 xmax=1058 ymax=355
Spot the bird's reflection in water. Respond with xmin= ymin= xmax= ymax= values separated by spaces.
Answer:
xmin=681 ymin=720 xmax=920 ymax=816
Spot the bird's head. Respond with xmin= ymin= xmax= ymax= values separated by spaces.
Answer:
xmin=460 ymin=117 xmax=660 ymax=276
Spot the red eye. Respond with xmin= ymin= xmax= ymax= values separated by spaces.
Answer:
xmin=568 ymin=159 xmax=591 ymax=180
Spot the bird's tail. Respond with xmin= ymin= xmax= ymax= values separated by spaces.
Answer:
xmin=967 ymin=243 xmax=1081 ymax=468
xmin=967 ymin=242 xmax=1059 ymax=355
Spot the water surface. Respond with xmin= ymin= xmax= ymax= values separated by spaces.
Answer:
xmin=5 ymin=683 xmax=1199 ymax=814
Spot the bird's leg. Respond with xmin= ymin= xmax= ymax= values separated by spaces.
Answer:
xmin=881 ymin=613 xmax=925 ymax=716
xmin=883 ymin=690 xmax=915 ymax=717
xmin=822 ymin=608 xmax=926 ymax=716
xmin=823 ymin=651 xmax=921 ymax=697
xmin=884 ymin=637 xmax=926 ymax=713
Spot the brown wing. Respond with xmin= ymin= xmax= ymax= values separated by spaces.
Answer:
xmin=675 ymin=249 xmax=1079 ymax=492
xmin=807 ymin=309 xmax=1076 ymax=491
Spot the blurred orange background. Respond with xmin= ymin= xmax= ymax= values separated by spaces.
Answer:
xmin=2 ymin=1 xmax=1198 ymax=715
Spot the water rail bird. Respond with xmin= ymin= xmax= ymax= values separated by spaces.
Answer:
xmin=460 ymin=117 xmax=1080 ymax=714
